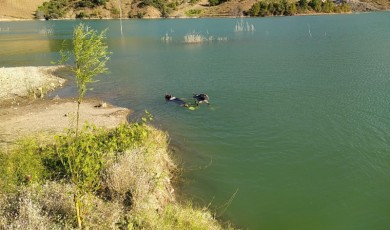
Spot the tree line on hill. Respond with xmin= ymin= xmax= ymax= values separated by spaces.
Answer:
xmin=35 ymin=0 xmax=351 ymax=19
xmin=36 ymin=0 xmax=109 ymax=19
xmin=246 ymin=0 xmax=351 ymax=17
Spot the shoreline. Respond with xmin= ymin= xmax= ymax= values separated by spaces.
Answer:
xmin=0 ymin=65 xmax=130 ymax=147
xmin=0 ymin=10 xmax=386 ymax=21
xmin=0 ymin=65 xmax=228 ymax=229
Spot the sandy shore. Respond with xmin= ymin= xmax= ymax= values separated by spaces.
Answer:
xmin=0 ymin=17 xmax=36 ymax=21
xmin=0 ymin=66 xmax=130 ymax=148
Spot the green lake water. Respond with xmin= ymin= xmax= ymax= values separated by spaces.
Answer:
xmin=1 ymin=13 xmax=390 ymax=229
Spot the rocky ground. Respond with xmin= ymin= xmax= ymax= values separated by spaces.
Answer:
xmin=0 ymin=66 xmax=130 ymax=149
xmin=0 ymin=66 xmax=66 ymax=101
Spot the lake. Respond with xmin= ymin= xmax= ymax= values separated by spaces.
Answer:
xmin=1 ymin=13 xmax=390 ymax=229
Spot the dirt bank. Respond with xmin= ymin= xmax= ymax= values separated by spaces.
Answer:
xmin=0 ymin=66 xmax=130 ymax=148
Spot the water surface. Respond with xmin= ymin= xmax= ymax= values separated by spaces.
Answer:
xmin=1 ymin=13 xmax=390 ymax=229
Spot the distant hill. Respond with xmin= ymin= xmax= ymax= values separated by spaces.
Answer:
xmin=351 ymin=0 xmax=390 ymax=11
xmin=0 ymin=0 xmax=388 ymax=20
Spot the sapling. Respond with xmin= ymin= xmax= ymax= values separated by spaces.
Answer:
xmin=58 ymin=23 xmax=110 ymax=136
xmin=56 ymin=23 xmax=111 ymax=229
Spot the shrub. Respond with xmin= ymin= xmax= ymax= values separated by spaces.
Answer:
xmin=185 ymin=9 xmax=202 ymax=16
xmin=42 ymin=122 xmax=147 ymax=228
xmin=0 ymin=139 xmax=46 ymax=193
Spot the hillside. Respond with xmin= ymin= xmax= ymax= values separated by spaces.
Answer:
xmin=0 ymin=0 xmax=48 ymax=19
xmin=0 ymin=0 xmax=388 ymax=20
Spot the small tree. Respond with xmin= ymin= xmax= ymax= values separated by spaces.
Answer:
xmin=57 ymin=23 xmax=110 ymax=228
xmin=59 ymin=23 xmax=110 ymax=135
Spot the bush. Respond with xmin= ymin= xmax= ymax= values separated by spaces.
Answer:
xmin=0 ymin=139 xmax=47 ymax=193
xmin=185 ymin=9 xmax=202 ymax=16
xmin=36 ymin=0 xmax=69 ymax=20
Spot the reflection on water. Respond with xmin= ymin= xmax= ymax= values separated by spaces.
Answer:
xmin=1 ymin=36 xmax=51 ymax=56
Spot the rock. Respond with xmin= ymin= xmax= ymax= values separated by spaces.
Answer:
xmin=95 ymin=102 xmax=107 ymax=108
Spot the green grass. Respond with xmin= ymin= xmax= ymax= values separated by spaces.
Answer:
xmin=0 ymin=121 xmax=231 ymax=229
xmin=0 ymin=138 xmax=47 ymax=193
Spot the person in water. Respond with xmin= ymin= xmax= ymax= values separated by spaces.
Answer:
xmin=193 ymin=93 xmax=210 ymax=106
xmin=165 ymin=94 xmax=190 ymax=107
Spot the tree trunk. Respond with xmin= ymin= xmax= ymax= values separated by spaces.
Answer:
xmin=75 ymin=194 xmax=82 ymax=229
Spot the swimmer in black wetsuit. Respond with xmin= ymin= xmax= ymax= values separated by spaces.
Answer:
xmin=165 ymin=94 xmax=189 ymax=107
xmin=193 ymin=93 xmax=210 ymax=106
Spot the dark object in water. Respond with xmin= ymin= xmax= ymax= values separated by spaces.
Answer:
xmin=165 ymin=94 xmax=189 ymax=107
xmin=193 ymin=93 xmax=210 ymax=106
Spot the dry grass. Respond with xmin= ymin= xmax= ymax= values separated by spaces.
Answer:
xmin=105 ymin=126 xmax=227 ymax=229
xmin=159 ymin=203 xmax=225 ymax=230
xmin=0 ymin=0 xmax=48 ymax=19
xmin=0 ymin=185 xmax=60 ymax=229
xmin=106 ymin=126 xmax=176 ymax=211
xmin=0 ymin=182 xmax=123 ymax=229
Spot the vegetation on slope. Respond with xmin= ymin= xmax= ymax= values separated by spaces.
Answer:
xmin=246 ymin=0 xmax=351 ymax=17
xmin=0 ymin=122 xmax=231 ymax=229
xmin=35 ymin=0 xmax=182 ymax=19
xmin=34 ymin=0 xmax=356 ymax=19
xmin=36 ymin=0 xmax=109 ymax=19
